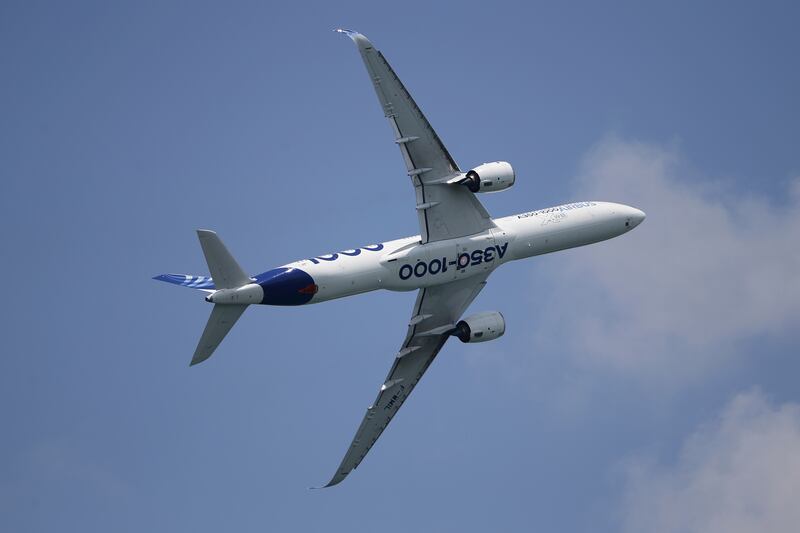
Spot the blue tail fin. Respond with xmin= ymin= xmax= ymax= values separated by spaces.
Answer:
xmin=153 ymin=273 xmax=216 ymax=290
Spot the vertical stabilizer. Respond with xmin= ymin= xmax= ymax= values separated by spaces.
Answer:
xmin=192 ymin=304 xmax=248 ymax=365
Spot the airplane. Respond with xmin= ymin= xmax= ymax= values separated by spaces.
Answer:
xmin=154 ymin=29 xmax=645 ymax=487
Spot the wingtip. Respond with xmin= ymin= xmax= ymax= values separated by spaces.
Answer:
xmin=333 ymin=28 xmax=370 ymax=46
xmin=311 ymin=471 xmax=347 ymax=489
xmin=190 ymin=352 xmax=208 ymax=366
xmin=190 ymin=349 xmax=210 ymax=366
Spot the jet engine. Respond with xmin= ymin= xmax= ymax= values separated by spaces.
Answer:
xmin=457 ymin=161 xmax=515 ymax=193
xmin=452 ymin=311 xmax=506 ymax=343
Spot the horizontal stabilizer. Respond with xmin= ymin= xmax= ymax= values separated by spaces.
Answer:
xmin=192 ymin=304 xmax=248 ymax=365
xmin=196 ymin=230 xmax=251 ymax=289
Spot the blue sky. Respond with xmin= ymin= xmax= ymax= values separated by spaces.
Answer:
xmin=2 ymin=1 xmax=799 ymax=531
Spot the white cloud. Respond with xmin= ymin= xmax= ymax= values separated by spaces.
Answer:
xmin=535 ymin=137 xmax=800 ymax=384
xmin=621 ymin=390 xmax=800 ymax=533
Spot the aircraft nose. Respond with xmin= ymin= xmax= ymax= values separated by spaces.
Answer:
xmin=632 ymin=208 xmax=646 ymax=227
xmin=627 ymin=207 xmax=646 ymax=228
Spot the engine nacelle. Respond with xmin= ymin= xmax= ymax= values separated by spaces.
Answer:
xmin=453 ymin=311 xmax=506 ymax=343
xmin=459 ymin=161 xmax=515 ymax=193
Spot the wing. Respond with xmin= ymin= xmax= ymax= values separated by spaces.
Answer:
xmin=336 ymin=29 xmax=494 ymax=243
xmin=318 ymin=273 xmax=490 ymax=487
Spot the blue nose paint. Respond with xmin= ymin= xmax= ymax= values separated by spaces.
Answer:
xmin=254 ymin=268 xmax=317 ymax=306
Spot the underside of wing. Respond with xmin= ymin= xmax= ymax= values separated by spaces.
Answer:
xmin=318 ymin=273 xmax=490 ymax=487
xmin=336 ymin=30 xmax=494 ymax=243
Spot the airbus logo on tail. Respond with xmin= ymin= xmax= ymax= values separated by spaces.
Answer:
xmin=398 ymin=243 xmax=509 ymax=280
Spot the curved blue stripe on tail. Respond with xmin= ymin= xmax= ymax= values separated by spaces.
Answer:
xmin=153 ymin=273 xmax=216 ymax=290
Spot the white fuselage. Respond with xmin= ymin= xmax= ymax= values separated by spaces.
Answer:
xmin=281 ymin=201 xmax=644 ymax=304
